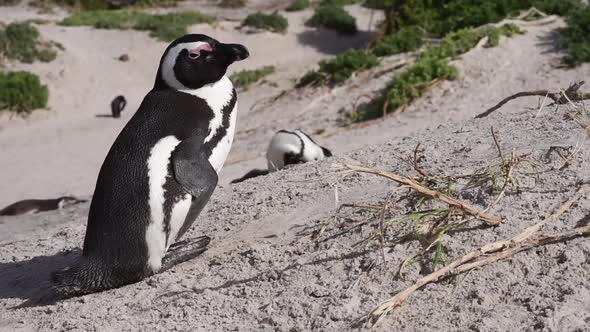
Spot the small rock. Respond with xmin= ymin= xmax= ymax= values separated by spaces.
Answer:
xmin=118 ymin=54 xmax=130 ymax=62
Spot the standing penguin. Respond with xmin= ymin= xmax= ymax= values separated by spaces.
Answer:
xmin=53 ymin=34 xmax=249 ymax=296
xmin=266 ymin=129 xmax=332 ymax=172
xmin=110 ymin=95 xmax=127 ymax=118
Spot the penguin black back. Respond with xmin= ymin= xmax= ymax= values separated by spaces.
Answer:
xmin=53 ymin=34 xmax=249 ymax=297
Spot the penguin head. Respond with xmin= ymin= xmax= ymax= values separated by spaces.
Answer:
xmin=57 ymin=196 xmax=87 ymax=209
xmin=155 ymin=34 xmax=249 ymax=90
xmin=266 ymin=129 xmax=333 ymax=172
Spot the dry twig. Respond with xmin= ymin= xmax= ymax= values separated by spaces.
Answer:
xmin=475 ymin=81 xmax=590 ymax=119
xmin=337 ymin=164 xmax=501 ymax=226
xmin=365 ymin=186 xmax=587 ymax=327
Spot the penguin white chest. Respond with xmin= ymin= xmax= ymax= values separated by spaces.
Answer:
xmin=185 ymin=75 xmax=237 ymax=174
xmin=207 ymin=103 xmax=237 ymax=173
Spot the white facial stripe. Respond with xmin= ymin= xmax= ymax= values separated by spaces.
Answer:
xmin=295 ymin=130 xmax=325 ymax=161
xmin=166 ymin=193 xmax=193 ymax=250
xmin=161 ymin=41 xmax=209 ymax=90
xmin=266 ymin=130 xmax=328 ymax=172
xmin=146 ymin=135 xmax=181 ymax=272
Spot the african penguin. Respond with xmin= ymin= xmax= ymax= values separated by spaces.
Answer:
xmin=267 ymin=129 xmax=332 ymax=172
xmin=52 ymin=34 xmax=249 ymax=296
xmin=0 ymin=196 xmax=86 ymax=216
xmin=110 ymin=95 xmax=127 ymax=118
xmin=230 ymin=129 xmax=332 ymax=184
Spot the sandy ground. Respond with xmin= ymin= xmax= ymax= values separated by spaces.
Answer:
xmin=1 ymin=1 xmax=590 ymax=331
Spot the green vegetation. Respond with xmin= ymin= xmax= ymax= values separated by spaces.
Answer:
xmin=297 ymin=49 xmax=378 ymax=87
xmin=31 ymin=0 xmax=180 ymax=11
xmin=31 ymin=0 xmax=109 ymax=11
xmin=218 ymin=0 xmax=246 ymax=8
xmin=0 ymin=0 xmax=20 ymax=6
xmin=561 ymin=6 xmax=590 ymax=66
xmin=0 ymin=71 xmax=48 ymax=113
xmin=309 ymin=4 xmax=357 ymax=34
xmin=242 ymin=12 xmax=288 ymax=33
xmin=0 ymin=21 xmax=57 ymax=63
xmin=230 ymin=66 xmax=275 ymax=89
xmin=373 ymin=26 xmax=423 ymax=56
xmin=286 ymin=0 xmax=309 ymax=11
xmin=60 ymin=10 xmax=213 ymax=41
xmin=379 ymin=0 xmax=578 ymax=38
xmin=318 ymin=0 xmax=358 ymax=5
xmin=350 ymin=24 xmax=523 ymax=122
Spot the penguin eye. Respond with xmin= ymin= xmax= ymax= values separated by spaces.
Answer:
xmin=188 ymin=52 xmax=199 ymax=60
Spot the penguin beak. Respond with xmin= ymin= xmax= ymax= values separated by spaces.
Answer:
xmin=217 ymin=43 xmax=249 ymax=63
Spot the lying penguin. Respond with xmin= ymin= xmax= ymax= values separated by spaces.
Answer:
xmin=0 ymin=196 xmax=87 ymax=216
xmin=110 ymin=95 xmax=127 ymax=118
xmin=52 ymin=34 xmax=248 ymax=297
xmin=231 ymin=129 xmax=332 ymax=184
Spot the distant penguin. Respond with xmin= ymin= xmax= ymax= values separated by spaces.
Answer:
xmin=0 ymin=196 xmax=86 ymax=216
xmin=52 ymin=34 xmax=249 ymax=296
xmin=110 ymin=95 xmax=127 ymax=118
xmin=230 ymin=129 xmax=332 ymax=184
xmin=267 ymin=129 xmax=332 ymax=172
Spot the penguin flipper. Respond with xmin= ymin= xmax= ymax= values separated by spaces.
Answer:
xmin=171 ymin=134 xmax=218 ymax=198
xmin=171 ymin=134 xmax=218 ymax=241
xmin=161 ymin=236 xmax=211 ymax=272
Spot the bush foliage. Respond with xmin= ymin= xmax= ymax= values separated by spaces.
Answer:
xmin=61 ymin=10 xmax=213 ymax=41
xmin=561 ymin=6 xmax=590 ymax=66
xmin=242 ymin=12 xmax=289 ymax=33
xmin=286 ymin=0 xmax=309 ymax=11
xmin=350 ymin=23 xmax=523 ymax=122
xmin=297 ymin=49 xmax=379 ymax=87
xmin=230 ymin=66 xmax=275 ymax=89
xmin=373 ymin=26 xmax=423 ymax=56
xmin=0 ymin=71 xmax=49 ymax=113
xmin=309 ymin=5 xmax=357 ymax=34
xmin=0 ymin=21 xmax=57 ymax=63
xmin=218 ymin=0 xmax=246 ymax=8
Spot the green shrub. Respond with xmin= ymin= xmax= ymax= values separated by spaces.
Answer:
xmin=31 ymin=0 xmax=109 ymax=11
xmin=362 ymin=0 xmax=385 ymax=9
xmin=297 ymin=49 xmax=379 ymax=87
xmin=0 ymin=71 xmax=48 ymax=113
xmin=230 ymin=66 xmax=275 ymax=89
xmin=351 ymin=56 xmax=457 ymax=122
xmin=378 ymin=0 xmax=581 ymax=38
xmin=31 ymin=0 xmax=181 ymax=10
xmin=309 ymin=5 xmax=357 ymax=34
xmin=0 ymin=0 xmax=20 ymax=6
xmin=319 ymin=0 xmax=358 ymax=5
xmin=218 ymin=0 xmax=246 ymax=8
xmin=561 ymin=6 xmax=590 ymax=66
xmin=242 ymin=12 xmax=288 ymax=33
xmin=373 ymin=26 xmax=423 ymax=56
xmin=61 ymin=10 xmax=213 ymax=41
xmin=0 ymin=21 xmax=57 ymax=63
xmin=351 ymin=24 xmax=522 ymax=122
xmin=286 ymin=0 xmax=309 ymax=11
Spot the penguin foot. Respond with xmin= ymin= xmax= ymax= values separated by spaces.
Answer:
xmin=161 ymin=236 xmax=211 ymax=272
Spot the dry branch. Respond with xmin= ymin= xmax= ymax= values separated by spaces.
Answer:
xmin=366 ymin=186 xmax=587 ymax=327
xmin=338 ymin=164 xmax=501 ymax=226
xmin=475 ymin=81 xmax=590 ymax=119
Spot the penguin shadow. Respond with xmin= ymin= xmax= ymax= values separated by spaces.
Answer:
xmin=0 ymin=249 xmax=80 ymax=308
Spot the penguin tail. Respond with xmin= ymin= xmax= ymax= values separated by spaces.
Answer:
xmin=51 ymin=259 xmax=112 ymax=298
